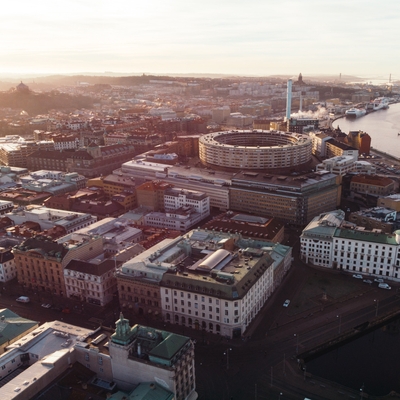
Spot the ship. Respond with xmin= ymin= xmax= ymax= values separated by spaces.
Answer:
xmin=345 ymin=108 xmax=367 ymax=118
xmin=372 ymin=97 xmax=389 ymax=111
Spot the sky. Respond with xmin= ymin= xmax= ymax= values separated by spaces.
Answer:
xmin=1 ymin=0 xmax=399 ymax=78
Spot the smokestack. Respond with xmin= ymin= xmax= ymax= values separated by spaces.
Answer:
xmin=299 ymin=92 xmax=303 ymax=112
xmin=286 ymin=79 xmax=292 ymax=121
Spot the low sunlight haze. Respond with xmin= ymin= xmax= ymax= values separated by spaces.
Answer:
xmin=1 ymin=0 xmax=399 ymax=76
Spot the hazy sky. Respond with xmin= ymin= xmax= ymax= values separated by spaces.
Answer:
xmin=1 ymin=0 xmax=399 ymax=78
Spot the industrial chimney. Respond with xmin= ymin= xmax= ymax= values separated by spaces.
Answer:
xmin=286 ymin=79 xmax=292 ymax=121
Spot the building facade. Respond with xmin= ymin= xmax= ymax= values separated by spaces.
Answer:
xmin=300 ymin=210 xmax=400 ymax=281
xmin=116 ymin=229 xmax=292 ymax=338
xmin=64 ymin=259 xmax=117 ymax=306
xmin=13 ymin=234 xmax=103 ymax=296
xmin=199 ymin=130 xmax=312 ymax=171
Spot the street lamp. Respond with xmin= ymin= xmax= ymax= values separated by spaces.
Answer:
xmin=224 ymin=348 xmax=232 ymax=370
xmin=360 ymin=383 xmax=364 ymax=399
xmin=337 ymin=314 xmax=341 ymax=334
xmin=294 ymin=334 xmax=299 ymax=354
xmin=279 ymin=392 xmax=283 ymax=399
xmin=374 ymin=299 xmax=379 ymax=317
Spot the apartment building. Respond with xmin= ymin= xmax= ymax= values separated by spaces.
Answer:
xmin=64 ymin=259 xmax=117 ymax=306
xmin=0 ymin=247 xmax=16 ymax=282
xmin=13 ymin=233 xmax=103 ymax=296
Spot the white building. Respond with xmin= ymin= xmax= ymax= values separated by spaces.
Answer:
xmin=0 ymin=200 xmax=14 ymax=215
xmin=164 ymin=188 xmax=209 ymax=217
xmin=53 ymin=135 xmax=81 ymax=150
xmin=148 ymin=107 xmax=177 ymax=120
xmin=6 ymin=205 xmax=96 ymax=234
xmin=20 ymin=170 xmax=86 ymax=194
xmin=144 ymin=208 xmax=205 ymax=232
xmin=73 ymin=217 xmax=143 ymax=255
xmin=316 ymin=153 xmax=358 ymax=175
xmin=117 ymin=160 xmax=231 ymax=210
xmin=118 ymin=229 xmax=292 ymax=338
xmin=64 ymin=258 xmax=117 ymax=306
xmin=0 ymin=248 xmax=16 ymax=282
xmin=300 ymin=210 xmax=400 ymax=281
xmin=315 ymin=151 xmax=375 ymax=176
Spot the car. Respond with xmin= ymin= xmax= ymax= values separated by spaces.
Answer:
xmin=283 ymin=299 xmax=291 ymax=307
xmin=374 ymin=278 xmax=384 ymax=283
xmin=41 ymin=303 xmax=51 ymax=309
xmin=16 ymin=296 xmax=30 ymax=303
xmin=62 ymin=307 xmax=71 ymax=314
xmin=352 ymin=274 xmax=363 ymax=279
xmin=363 ymin=279 xmax=373 ymax=284
xmin=378 ymin=283 xmax=391 ymax=290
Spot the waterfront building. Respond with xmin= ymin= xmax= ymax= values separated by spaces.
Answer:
xmin=300 ymin=210 xmax=400 ymax=281
xmin=325 ymin=138 xmax=358 ymax=158
xmin=345 ymin=130 xmax=371 ymax=155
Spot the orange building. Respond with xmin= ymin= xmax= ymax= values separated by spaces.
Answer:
xmin=135 ymin=180 xmax=173 ymax=211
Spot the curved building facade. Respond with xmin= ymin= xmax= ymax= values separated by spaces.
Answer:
xmin=199 ymin=130 xmax=312 ymax=170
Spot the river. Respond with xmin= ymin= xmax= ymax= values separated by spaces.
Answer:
xmin=332 ymin=102 xmax=400 ymax=159
xmin=306 ymin=318 xmax=400 ymax=396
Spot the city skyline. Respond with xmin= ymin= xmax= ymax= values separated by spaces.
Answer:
xmin=1 ymin=0 xmax=399 ymax=79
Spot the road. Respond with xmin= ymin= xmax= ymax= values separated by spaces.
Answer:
xmin=194 ymin=261 xmax=399 ymax=400
xmin=0 ymin=257 xmax=398 ymax=399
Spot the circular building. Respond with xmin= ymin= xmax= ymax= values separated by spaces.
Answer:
xmin=199 ymin=130 xmax=312 ymax=171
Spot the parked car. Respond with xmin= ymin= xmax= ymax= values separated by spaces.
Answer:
xmin=62 ymin=307 xmax=71 ymax=314
xmin=352 ymin=274 xmax=363 ymax=279
xmin=16 ymin=296 xmax=30 ymax=303
xmin=363 ymin=279 xmax=373 ymax=284
xmin=283 ymin=299 xmax=291 ymax=307
xmin=41 ymin=303 xmax=52 ymax=309
xmin=374 ymin=278 xmax=384 ymax=283
xmin=378 ymin=283 xmax=391 ymax=290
